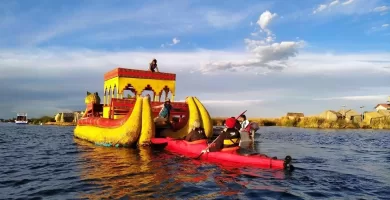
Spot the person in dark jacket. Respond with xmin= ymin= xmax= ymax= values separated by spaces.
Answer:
xmin=202 ymin=117 xmax=240 ymax=153
xmin=185 ymin=120 xmax=207 ymax=142
xmin=149 ymin=58 xmax=159 ymax=72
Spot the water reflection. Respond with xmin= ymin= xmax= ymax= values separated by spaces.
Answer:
xmin=74 ymin=139 xmax=168 ymax=199
xmin=74 ymin=138 xmax=291 ymax=199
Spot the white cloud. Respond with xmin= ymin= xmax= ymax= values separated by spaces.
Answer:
xmin=330 ymin=0 xmax=340 ymax=7
xmin=286 ymin=52 xmax=390 ymax=74
xmin=256 ymin=10 xmax=278 ymax=36
xmin=172 ymin=37 xmax=180 ymax=45
xmin=342 ymin=0 xmax=355 ymax=5
xmin=199 ymin=10 xmax=304 ymax=74
xmin=205 ymin=10 xmax=248 ymax=28
xmin=373 ymin=6 xmax=389 ymax=12
xmin=160 ymin=37 xmax=180 ymax=48
xmin=0 ymin=47 xmax=389 ymax=79
xmin=176 ymin=99 xmax=263 ymax=106
xmin=313 ymin=95 xmax=388 ymax=101
xmin=313 ymin=4 xmax=328 ymax=14
xmin=2 ymin=1 xmax=259 ymax=46
xmin=382 ymin=24 xmax=389 ymax=27
xmin=312 ymin=0 xmax=375 ymax=15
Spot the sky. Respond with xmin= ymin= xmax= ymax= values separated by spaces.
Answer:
xmin=0 ymin=0 xmax=389 ymax=119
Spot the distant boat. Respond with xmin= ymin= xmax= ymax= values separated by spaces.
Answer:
xmin=15 ymin=113 xmax=28 ymax=124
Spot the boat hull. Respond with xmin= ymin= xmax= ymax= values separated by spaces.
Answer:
xmin=151 ymin=138 xmax=293 ymax=170
xmin=74 ymin=97 xmax=145 ymax=147
xmin=15 ymin=121 xmax=28 ymax=124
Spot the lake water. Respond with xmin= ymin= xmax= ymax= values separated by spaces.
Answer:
xmin=1 ymin=123 xmax=389 ymax=199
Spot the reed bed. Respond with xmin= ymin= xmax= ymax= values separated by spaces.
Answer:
xmin=211 ymin=116 xmax=389 ymax=129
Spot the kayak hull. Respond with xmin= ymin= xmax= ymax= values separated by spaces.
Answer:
xmin=151 ymin=138 xmax=293 ymax=170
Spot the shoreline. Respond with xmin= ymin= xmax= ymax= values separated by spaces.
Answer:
xmin=13 ymin=116 xmax=388 ymax=130
xmin=44 ymin=122 xmax=76 ymax=126
xmin=211 ymin=117 xmax=390 ymax=130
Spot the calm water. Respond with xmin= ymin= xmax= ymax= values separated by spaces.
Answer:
xmin=1 ymin=123 xmax=390 ymax=200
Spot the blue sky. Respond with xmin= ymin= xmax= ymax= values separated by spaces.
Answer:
xmin=0 ymin=0 xmax=389 ymax=118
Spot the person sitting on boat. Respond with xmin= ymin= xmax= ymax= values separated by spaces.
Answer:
xmin=202 ymin=117 xmax=240 ymax=153
xmin=237 ymin=114 xmax=250 ymax=132
xmin=149 ymin=58 xmax=159 ymax=72
xmin=153 ymin=98 xmax=180 ymax=125
xmin=184 ymin=119 xmax=207 ymax=142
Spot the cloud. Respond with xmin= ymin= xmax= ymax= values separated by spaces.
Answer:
xmin=172 ymin=38 xmax=180 ymax=45
xmin=200 ymin=10 xmax=304 ymax=74
xmin=176 ymin=99 xmax=263 ymax=106
xmin=373 ymin=6 xmax=389 ymax=12
xmin=161 ymin=37 xmax=181 ymax=48
xmin=313 ymin=95 xmax=388 ymax=101
xmin=330 ymin=0 xmax=340 ymax=7
xmin=311 ymin=0 xmax=380 ymax=16
xmin=313 ymin=4 xmax=328 ymax=14
xmin=256 ymin=10 xmax=278 ymax=36
xmin=205 ymin=10 xmax=248 ymax=28
xmin=342 ymin=0 xmax=355 ymax=5
xmin=0 ymin=1 xmax=264 ymax=47
xmin=1 ymin=47 xmax=389 ymax=118
xmin=366 ymin=23 xmax=390 ymax=34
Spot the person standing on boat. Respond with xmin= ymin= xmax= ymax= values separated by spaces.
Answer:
xmin=149 ymin=58 xmax=159 ymax=72
xmin=203 ymin=117 xmax=240 ymax=153
xmin=184 ymin=119 xmax=207 ymax=142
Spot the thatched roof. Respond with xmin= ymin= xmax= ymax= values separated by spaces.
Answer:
xmin=286 ymin=112 xmax=304 ymax=117
xmin=328 ymin=110 xmax=342 ymax=116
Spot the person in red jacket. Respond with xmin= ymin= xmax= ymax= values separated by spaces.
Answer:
xmin=202 ymin=117 xmax=240 ymax=153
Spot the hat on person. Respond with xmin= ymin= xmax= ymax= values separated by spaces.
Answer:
xmin=225 ymin=117 xmax=236 ymax=128
xmin=165 ymin=98 xmax=170 ymax=102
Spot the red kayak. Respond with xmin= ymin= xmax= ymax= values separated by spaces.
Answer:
xmin=151 ymin=137 xmax=293 ymax=171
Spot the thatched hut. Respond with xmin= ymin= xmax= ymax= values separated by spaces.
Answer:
xmin=319 ymin=110 xmax=342 ymax=121
xmin=286 ymin=112 xmax=304 ymax=120
xmin=338 ymin=109 xmax=361 ymax=122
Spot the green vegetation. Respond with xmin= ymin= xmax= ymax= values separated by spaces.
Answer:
xmin=211 ymin=116 xmax=389 ymax=129
xmin=29 ymin=116 xmax=55 ymax=125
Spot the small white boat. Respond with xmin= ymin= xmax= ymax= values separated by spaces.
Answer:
xmin=15 ymin=113 xmax=28 ymax=124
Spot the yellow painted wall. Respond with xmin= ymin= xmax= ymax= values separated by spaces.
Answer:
xmin=104 ymin=77 xmax=176 ymax=100
xmin=103 ymin=106 xmax=110 ymax=118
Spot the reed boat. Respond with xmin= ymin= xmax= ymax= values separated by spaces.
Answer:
xmin=74 ymin=67 xmax=213 ymax=147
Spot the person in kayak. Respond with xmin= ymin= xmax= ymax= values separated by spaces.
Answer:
xmin=149 ymin=58 xmax=159 ymax=72
xmin=184 ymin=120 xmax=207 ymax=142
xmin=237 ymin=114 xmax=250 ymax=132
xmin=223 ymin=117 xmax=241 ymax=130
xmin=202 ymin=117 xmax=240 ymax=153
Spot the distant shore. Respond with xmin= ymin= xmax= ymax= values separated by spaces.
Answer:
xmin=211 ymin=117 xmax=390 ymax=130
xmin=44 ymin=122 xmax=76 ymax=126
xmin=5 ymin=116 xmax=387 ymax=130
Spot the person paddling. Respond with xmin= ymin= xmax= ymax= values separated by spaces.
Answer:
xmin=149 ymin=58 xmax=159 ymax=72
xmin=201 ymin=117 xmax=240 ymax=153
xmin=184 ymin=120 xmax=207 ymax=142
